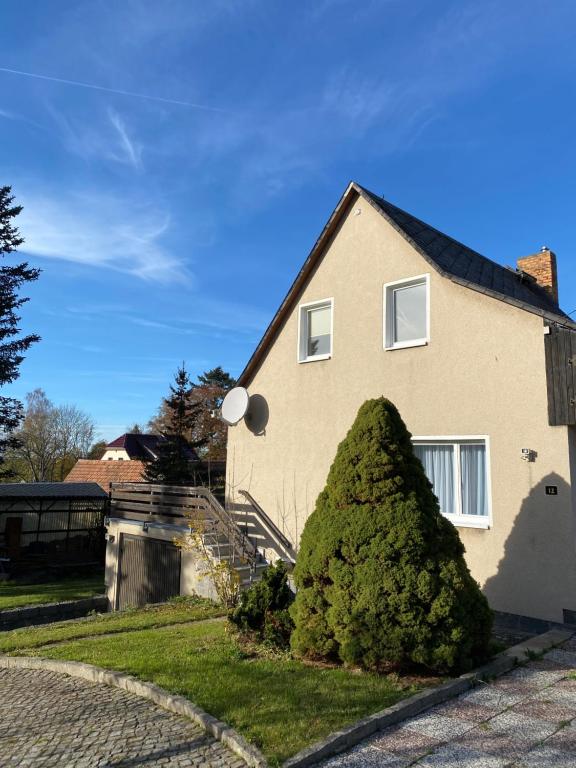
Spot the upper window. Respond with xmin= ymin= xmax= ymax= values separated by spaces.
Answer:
xmin=413 ymin=437 xmax=490 ymax=528
xmin=298 ymin=299 xmax=333 ymax=362
xmin=384 ymin=275 xmax=429 ymax=349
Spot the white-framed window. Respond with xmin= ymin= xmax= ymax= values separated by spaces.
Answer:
xmin=298 ymin=298 xmax=333 ymax=363
xmin=412 ymin=436 xmax=491 ymax=529
xmin=384 ymin=274 xmax=430 ymax=350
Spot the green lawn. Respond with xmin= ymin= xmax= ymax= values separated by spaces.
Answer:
xmin=7 ymin=603 xmax=426 ymax=764
xmin=0 ymin=575 xmax=105 ymax=611
xmin=0 ymin=597 xmax=226 ymax=652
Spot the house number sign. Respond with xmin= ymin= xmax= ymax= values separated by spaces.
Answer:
xmin=545 ymin=486 xmax=558 ymax=496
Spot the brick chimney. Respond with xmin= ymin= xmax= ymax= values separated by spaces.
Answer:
xmin=517 ymin=247 xmax=558 ymax=304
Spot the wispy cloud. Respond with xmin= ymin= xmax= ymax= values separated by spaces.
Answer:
xmin=54 ymin=299 xmax=269 ymax=337
xmin=321 ymin=69 xmax=397 ymax=132
xmin=108 ymin=109 xmax=143 ymax=169
xmin=18 ymin=186 xmax=188 ymax=284
xmin=49 ymin=106 xmax=143 ymax=169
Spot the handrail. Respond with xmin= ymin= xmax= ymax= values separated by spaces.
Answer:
xmin=201 ymin=488 xmax=257 ymax=565
xmin=238 ymin=489 xmax=294 ymax=559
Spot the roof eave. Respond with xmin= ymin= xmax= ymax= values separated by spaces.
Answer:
xmin=237 ymin=182 xmax=361 ymax=387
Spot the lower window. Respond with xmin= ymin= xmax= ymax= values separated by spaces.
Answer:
xmin=413 ymin=438 xmax=490 ymax=527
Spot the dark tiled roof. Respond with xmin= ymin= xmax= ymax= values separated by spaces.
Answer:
xmin=0 ymin=482 xmax=107 ymax=499
xmin=65 ymin=460 xmax=146 ymax=492
xmin=359 ymin=186 xmax=570 ymax=320
xmin=106 ymin=433 xmax=165 ymax=460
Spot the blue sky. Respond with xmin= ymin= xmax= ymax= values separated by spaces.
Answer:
xmin=1 ymin=0 xmax=575 ymax=441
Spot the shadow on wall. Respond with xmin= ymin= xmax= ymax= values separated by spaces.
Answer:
xmin=245 ymin=394 xmax=269 ymax=436
xmin=483 ymin=472 xmax=575 ymax=623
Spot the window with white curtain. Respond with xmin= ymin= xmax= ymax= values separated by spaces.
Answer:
xmin=298 ymin=299 xmax=333 ymax=362
xmin=384 ymin=275 xmax=429 ymax=349
xmin=413 ymin=438 xmax=490 ymax=527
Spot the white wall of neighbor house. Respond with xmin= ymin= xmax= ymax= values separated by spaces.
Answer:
xmin=101 ymin=449 xmax=130 ymax=461
xmin=226 ymin=195 xmax=576 ymax=624
xmin=104 ymin=519 xmax=218 ymax=609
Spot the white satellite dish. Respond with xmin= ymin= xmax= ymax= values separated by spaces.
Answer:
xmin=221 ymin=387 xmax=250 ymax=426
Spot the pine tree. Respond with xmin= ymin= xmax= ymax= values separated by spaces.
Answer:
xmin=290 ymin=397 xmax=492 ymax=674
xmin=144 ymin=365 xmax=204 ymax=484
xmin=0 ymin=187 xmax=40 ymax=476
xmin=148 ymin=366 xmax=236 ymax=461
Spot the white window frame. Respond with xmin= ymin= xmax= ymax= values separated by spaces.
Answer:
xmin=383 ymin=274 xmax=430 ymax=350
xmin=412 ymin=435 xmax=492 ymax=529
xmin=297 ymin=298 xmax=334 ymax=363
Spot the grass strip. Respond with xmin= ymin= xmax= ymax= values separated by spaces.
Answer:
xmin=0 ymin=597 xmax=225 ymax=653
xmin=0 ymin=575 xmax=105 ymax=611
xmin=23 ymin=619 xmax=423 ymax=764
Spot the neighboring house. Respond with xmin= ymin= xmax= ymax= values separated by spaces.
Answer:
xmin=101 ymin=433 xmax=165 ymax=461
xmin=101 ymin=432 xmax=199 ymax=462
xmin=65 ymin=459 xmax=147 ymax=493
xmin=226 ymin=181 xmax=576 ymax=626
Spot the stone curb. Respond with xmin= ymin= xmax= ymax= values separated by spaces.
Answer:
xmin=0 ymin=655 xmax=267 ymax=768
xmin=282 ymin=628 xmax=573 ymax=768
xmin=0 ymin=595 xmax=109 ymax=631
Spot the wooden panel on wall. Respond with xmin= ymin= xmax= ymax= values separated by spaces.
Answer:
xmin=545 ymin=326 xmax=576 ymax=426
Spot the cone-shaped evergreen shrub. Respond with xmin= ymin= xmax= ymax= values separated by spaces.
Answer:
xmin=290 ymin=398 xmax=492 ymax=674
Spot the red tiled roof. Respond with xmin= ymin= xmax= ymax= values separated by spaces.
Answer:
xmin=64 ymin=460 xmax=146 ymax=492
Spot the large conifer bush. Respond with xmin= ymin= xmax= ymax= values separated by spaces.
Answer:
xmin=290 ymin=398 xmax=492 ymax=674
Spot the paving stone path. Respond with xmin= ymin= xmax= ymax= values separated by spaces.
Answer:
xmin=0 ymin=667 xmax=246 ymax=767
xmin=324 ymin=635 xmax=576 ymax=768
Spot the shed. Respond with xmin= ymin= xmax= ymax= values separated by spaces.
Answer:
xmin=0 ymin=482 xmax=109 ymax=570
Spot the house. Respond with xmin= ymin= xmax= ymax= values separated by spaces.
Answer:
xmin=102 ymin=432 xmax=199 ymax=462
xmin=64 ymin=459 xmax=147 ymax=492
xmin=226 ymin=181 xmax=576 ymax=627
xmin=101 ymin=433 xmax=168 ymax=461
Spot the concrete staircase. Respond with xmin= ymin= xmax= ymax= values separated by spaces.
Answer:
xmin=200 ymin=493 xmax=271 ymax=590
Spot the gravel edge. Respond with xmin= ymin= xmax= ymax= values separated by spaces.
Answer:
xmin=282 ymin=628 xmax=573 ymax=768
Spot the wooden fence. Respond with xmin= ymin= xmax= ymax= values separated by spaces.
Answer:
xmin=109 ymin=483 xmax=256 ymax=565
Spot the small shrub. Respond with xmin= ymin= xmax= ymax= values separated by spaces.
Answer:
xmin=230 ymin=561 xmax=295 ymax=647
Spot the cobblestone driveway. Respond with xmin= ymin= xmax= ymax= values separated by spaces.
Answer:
xmin=325 ymin=635 xmax=576 ymax=767
xmin=0 ymin=667 xmax=246 ymax=767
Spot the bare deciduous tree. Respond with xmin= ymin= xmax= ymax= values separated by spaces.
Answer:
xmin=5 ymin=389 xmax=95 ymax=481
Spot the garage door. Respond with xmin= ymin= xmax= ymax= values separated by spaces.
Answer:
xmin=117 ymin=535 xmax=181 ymax=610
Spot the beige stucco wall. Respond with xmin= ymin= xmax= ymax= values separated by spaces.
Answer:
xmin=105 ymin=519 xmax=218 ymax=609
xmin=227 ymin=196 xmax=576 ymax=623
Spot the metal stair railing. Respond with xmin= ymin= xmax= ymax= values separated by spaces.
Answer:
xmin=198 ymin=488 xmax=258 ymax=567
xmin=238 ymin=489 xmax=295 ymax=563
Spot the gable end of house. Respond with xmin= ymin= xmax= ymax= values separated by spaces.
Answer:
xmin=238 ymin=182 xmax=575 ymax=388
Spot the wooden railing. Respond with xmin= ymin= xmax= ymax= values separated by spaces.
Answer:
xmin=110 ymin=483 xmax=257 ymax=565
